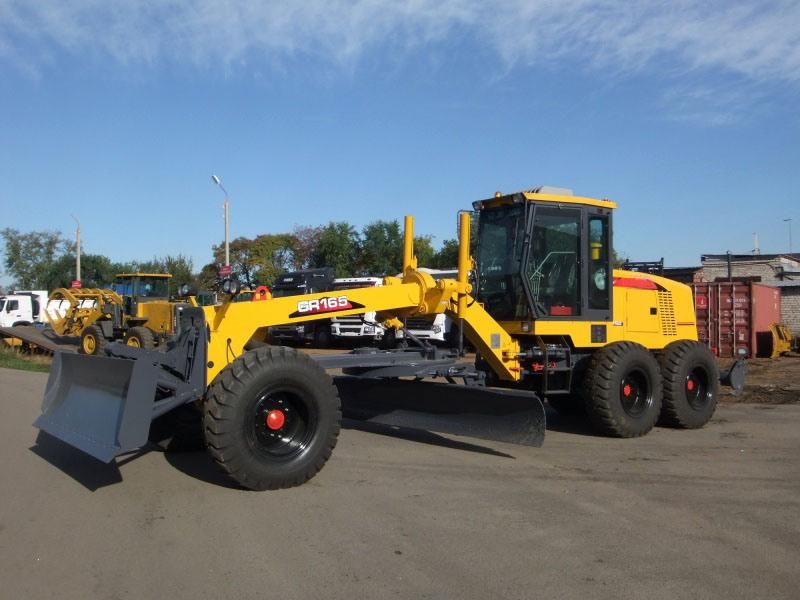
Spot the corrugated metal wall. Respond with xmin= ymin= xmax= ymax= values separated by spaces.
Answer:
xmin=691 ymin=282 xmax=782 ymax=358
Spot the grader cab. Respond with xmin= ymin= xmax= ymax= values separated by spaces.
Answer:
xmin=33 ymin=186 xmax=744 ymax=491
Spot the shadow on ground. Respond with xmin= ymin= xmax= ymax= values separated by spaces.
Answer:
xmin=29 ymin=379 xmax=599 ymax=491
xmin=31 ymin=431 xmax=128 ymax=491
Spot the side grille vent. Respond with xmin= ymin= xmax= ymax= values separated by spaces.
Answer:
xmin=658 ymin=291 xmax=677 ymax=336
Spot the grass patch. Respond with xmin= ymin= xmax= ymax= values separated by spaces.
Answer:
xmin=0 ymin=346 xmax=52 ymax=373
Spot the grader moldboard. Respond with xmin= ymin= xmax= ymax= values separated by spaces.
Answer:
xmin=34 ymin=187 xmax=744 ymax=490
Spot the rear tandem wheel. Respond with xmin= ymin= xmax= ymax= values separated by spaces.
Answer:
xmin=659 ymin=340 xmax=719 ymax=429
xmin=125 ymin=326 xmax=156 ymax=350
xmin=204 ymin=346 xmax=341 ymax=490
xmin=582 ymin=341 xmax=663 ymax=438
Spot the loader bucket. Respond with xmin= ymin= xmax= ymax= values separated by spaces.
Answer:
xmin=335 ymin=377 xmax=546 ymax=447
xmin=33 ymin=352 xmax=161 ymax=463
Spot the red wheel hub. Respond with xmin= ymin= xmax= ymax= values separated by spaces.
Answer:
xmin=266 ymin=410 xmax=286 ymax=430
xmin=687 ymin=379 xmax=695 ymax=391
xmin=623 ymin=384 xmax=632 ymax=397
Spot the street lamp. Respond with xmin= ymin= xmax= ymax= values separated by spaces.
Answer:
xmin=784 ymin=218 xmax=793 ymax=254
xmin=70 ymin=214 xmax=81 ymax=285
xmin=211 ymin=175 xmax=230 ymax=267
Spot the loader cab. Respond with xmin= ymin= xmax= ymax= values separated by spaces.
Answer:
xmin=113 ymin=273 xmax=171 ymax=301
xmin=473 ymin=187 xmax=615 ymax=326
xmin=112 ymin=273 xmax=173 ymax=330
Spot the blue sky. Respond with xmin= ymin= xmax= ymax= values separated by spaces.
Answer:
xmin=1 ymin=0 xmax=798 ymax=283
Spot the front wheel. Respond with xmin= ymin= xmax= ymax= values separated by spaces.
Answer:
xmin=659 ymin=341 xmax=719 ymax=428
xmin=204 ymin=346 xmax=341 ymax=490
xmin=79 ymin=324 xmax=108 ymax=356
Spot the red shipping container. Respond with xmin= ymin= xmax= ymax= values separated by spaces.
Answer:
xmin=691 ymin=282 xmax=782 ymax=358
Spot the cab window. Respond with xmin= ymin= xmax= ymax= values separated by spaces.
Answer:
xmin=588 ymin=216 xmax=610 ymax=310
xmin=526 ymin=207 xmax=580 ymax=316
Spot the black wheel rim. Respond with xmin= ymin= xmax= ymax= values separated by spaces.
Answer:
xmin=685 ymin=366 xmax=711 ymax=410
xmin=619 ymin=368 xmax=652 ymax=417
xmin=251 ymin=388 xmax=315 ymax=459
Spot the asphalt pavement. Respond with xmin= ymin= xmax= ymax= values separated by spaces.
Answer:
xmin=1 ymin=367 xmax=798 ymax=600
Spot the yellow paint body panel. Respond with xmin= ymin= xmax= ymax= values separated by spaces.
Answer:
xmin=203 ymin=273 xmax=522 ymax=384
xmin=501 ymin=269 xmax=697 ymax=349
xmin=769 ymin=324 xmax=792 ymax=358
xmin=135 ymin=301 xmax=174 ymax=334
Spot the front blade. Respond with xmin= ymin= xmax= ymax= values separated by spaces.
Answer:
xmin=335 ymin=377 xmax=546 ymax=447
xmin=33 ymin=352 xmax=158 ymax=462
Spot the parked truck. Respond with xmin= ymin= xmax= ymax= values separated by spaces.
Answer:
xmin=329 ymin=277 xmax=387 ymax=344
xmin=399 ymin=269 xmax=459 ymax=346
xmin=0 ymin=290 xmax=49 ymax=328
xmin=268 ymin=268 xmax=336 ymax=346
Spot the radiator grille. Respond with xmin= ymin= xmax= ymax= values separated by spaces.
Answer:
xmin=658 ymin=291 xmax=677 ymax=336
xmin=406 ymin=317 xmax=435 ymax=329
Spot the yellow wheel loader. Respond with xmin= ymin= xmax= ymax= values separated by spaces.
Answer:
xmin=33 ymin=187 xmax=744 ymax=490
xmin=48 ymin=273 xmax=189 ymax=354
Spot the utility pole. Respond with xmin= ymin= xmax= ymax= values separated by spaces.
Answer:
xmin=211 ymin=175 xmax=231 ymax=267
xmin=784 ymin=218 xmax=793 ymax=254
xmin=71 ymin=214 xmax=81 ymax=285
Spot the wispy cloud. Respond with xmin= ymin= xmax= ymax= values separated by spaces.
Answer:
xmin=1 ymin=0 xmax=798 ymax=118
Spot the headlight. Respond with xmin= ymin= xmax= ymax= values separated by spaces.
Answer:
xmin=179 ymin=283 xmax=191 ymax=296
xmin=433 ymin=325 xmax=442 ymax=333
xmin=221 ymin=278 xmax=241 ymax=295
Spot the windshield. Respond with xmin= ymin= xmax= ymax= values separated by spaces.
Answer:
xmin=526 ymin=207 xmax=580 ymax=316
xmin=476 ymin=203 xmax=528 ymax=320
xmin=114 ymin=277 xmax=170 ymax=298
xmin=0 ymin=300 xmax=5 ymax=312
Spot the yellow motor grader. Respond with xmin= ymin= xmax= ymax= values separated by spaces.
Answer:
xmin=33 ymin=187 xmax=744 ymax=490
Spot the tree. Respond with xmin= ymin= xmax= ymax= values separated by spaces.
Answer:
xmin=432 ymin=239 xmax=459 ymax=269
xmin=208 ymin=234 xmax=297 ymax=288
xmin=613 ymin=248 xmax=627 ymax=269
xmin=196 ymin=262 xmax=221 ymax=291
xmin=291 ymin=226 xmax=322 ymax=270
xmin=44 ymin=253 xmax=118 ymax=290
xmin=1 ymin=228 xmax=71 ymax=289
xmin=160 ymin=254 xmax=195 ymax=286
xmin=210 ymin=237 xmax=261 ymax=288
xmin=360 ymin=220 xmax=402 ymax=276
xmin=310 ymin=222 xmax=360 ymax=277
xmin=251 ymin=234 xmax=297 ymax=285
xmin=414 ymin=235 xmax=436 ymax=269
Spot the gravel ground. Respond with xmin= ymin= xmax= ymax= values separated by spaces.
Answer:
xmin=1 ymin=367 xmax=799 ymax=600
